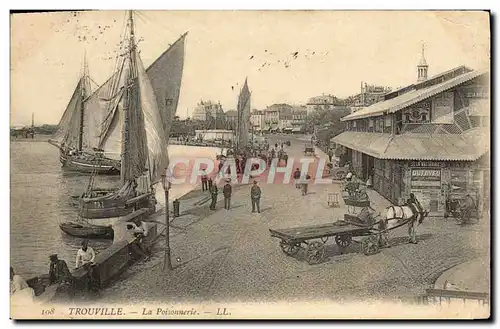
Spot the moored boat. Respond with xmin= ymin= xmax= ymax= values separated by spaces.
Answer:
xmin=78 ymin=11 xmax=183 ymax=224
xmin=59 ymin=222 xmax=114 ymax=240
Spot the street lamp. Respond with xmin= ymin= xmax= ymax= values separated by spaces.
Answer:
xmin=161 ymin=172 xmax=173 ymax=271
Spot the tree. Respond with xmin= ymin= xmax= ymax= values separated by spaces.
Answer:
xmin=305 ymin=107 xmax=350 ymax=146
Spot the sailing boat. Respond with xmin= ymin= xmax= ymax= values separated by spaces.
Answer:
xmin=48 ymin=55 xmax=121 ymax=175
xmin=78 ymin=11 xmax=171 ymax=222
xmin=50 ymin=30 xmax=188 ymax=176
xmin=235 ymin=78 xmax=251 ymax=154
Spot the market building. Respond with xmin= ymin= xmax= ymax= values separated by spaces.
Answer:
xmin=333 ymin=49 xmax=490 ymax=218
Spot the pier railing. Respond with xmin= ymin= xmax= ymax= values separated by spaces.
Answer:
xmin=414 ymin=289 xmax=490 ymax=306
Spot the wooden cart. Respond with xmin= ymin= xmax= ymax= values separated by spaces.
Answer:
xmin=269 ymin=216 xmax=410 ymax=265
xmin=304 ymin=142 xmax=315 ymax=156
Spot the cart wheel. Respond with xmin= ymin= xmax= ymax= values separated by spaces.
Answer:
xmin=279 ymin=240 xmax=301 ymax=256
xmin=335 ymin=234 xmax=352 ymax=248
xmin=361 ymin=236 xmax=380 ymax=256
xmin=306 ymin=241 xmax=326 ymax=265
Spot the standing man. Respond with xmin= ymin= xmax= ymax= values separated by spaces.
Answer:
xmin=406 ymin=193 xmax=424 ymax=244
xmin=328 ymin=148 xmax=333 ymax=163
xmin=293 ymin=168 xmax=301 ymax=189
xmin=75 ymin=239 xmax=96 ymax=269
xmin=201 ymin=169 xmax=208 ymax=191
xmin=209 ymin=183 xmax=218 ymax=210
xmin=302 ymin=173 xmax=311 ymax=196
xmin=250 ymin=181 xmax=261 ymax=213
xmin=223 ymin=179 xmax=232 ymax=210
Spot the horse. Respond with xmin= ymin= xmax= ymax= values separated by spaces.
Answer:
xmin=383 ymin=205 xmax=429 ymax=244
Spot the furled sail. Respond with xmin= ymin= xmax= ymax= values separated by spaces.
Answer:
xmin=50 ymin=79 xmax=83 ymax=148
xmin=136 ymin=52 xmax=168 ymax=184
xmin=237 ymin=78 xmax=251 ymax=147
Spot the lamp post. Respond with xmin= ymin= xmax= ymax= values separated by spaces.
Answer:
xmin=161 ymin=172 xmax=173 ymax=271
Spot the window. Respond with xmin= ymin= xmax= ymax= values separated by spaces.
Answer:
xmin=432 ymin=92 xmax=454 ymax=124
xmin=369 ymin=118 xmax=374 ymax=128
xmin=385 ymin=115 xmax=392 ymax=127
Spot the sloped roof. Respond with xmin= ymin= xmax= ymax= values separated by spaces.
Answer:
xmin=342 ymin=69 xmax=488 ymax=121
xmin=225 ymin=110 xmax=238 ymax=117
xmin=332 ymin=128 xmax=489 ymax=161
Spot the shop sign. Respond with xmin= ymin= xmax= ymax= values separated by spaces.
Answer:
xmin=411 ymin=168 xmax=441 ymax=181
xmin=411 ymin=161 xmax=446 ymax=167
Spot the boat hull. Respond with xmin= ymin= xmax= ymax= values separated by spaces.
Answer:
xmin=78 ymin=193 xmax=153 ymax=220
xmin=59 ymin=152 xmax=120 ymax=175
xmin=59 ymin=222 xmax=114 ymax=239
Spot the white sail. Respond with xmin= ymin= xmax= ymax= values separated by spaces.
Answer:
xmin=147 ymin=33 xmax=187 ymax=146
xmin=95 ymin=58 xmax=129 ymax=160
xmin=51 ymin=79 xmax=83 ymax=148
xmin=136 ymin=52 xmax=168 ymax=184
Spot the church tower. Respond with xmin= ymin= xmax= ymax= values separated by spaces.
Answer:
xmin=417 ymin=43 xmax=428 ymax=82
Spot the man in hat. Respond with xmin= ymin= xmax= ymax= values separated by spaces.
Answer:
xmin=223 ymin=179 xmax=232 ymax=210
xmin=201 ymin=168 xmax=208 ymax=191
xmin=49 ymin=254 xmax=73 ymax=285
xmin=406 ymin=193 xmax=424 ymax=244
xmin=250 ymin=180 xmax=262 ymax=213
xmin=75 ymin=239 xmax=96 ymax=269
xmin=209 ymin=183 xmax=218 ymax=210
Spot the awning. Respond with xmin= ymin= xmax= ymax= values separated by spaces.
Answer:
xmin=292 ymin=128 xmax=302 ymax=132
xmin=332 ymin=128 xmax=489 ymax=161
xmin=341 ymin=69 xmax=488 ymax=121
xmin=283 ymin=127 xmax=293 ymax=131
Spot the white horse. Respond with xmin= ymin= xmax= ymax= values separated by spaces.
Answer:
xmin=385 ymin=205 xmax=429 ymax=227
xmin=383 ymin=205 xmax=429 ymax=244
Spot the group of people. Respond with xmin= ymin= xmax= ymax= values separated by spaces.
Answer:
xmin=207 ymin=178 xmax=262 ymax=213
xmin=10 ymin=239 xmax=100 ymax=303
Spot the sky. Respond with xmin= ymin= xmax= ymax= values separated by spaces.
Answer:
xmin=10 ymin=10 xmax=490 ymax=126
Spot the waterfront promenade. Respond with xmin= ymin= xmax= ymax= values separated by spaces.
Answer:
xmin=100 ymin=135 xmax=489 ymax=303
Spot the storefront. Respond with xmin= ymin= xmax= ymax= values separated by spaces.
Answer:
xmin=381 ymin=160 xmax=488 ymax=217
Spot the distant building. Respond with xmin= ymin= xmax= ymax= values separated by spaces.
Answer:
xmin=262 ymin=104 xmax=295 ymax=132
xmin=191 ymin=100 xmax=224 ymax=121
xmin=305 ymin=94 xmax=344 ymax=114
xmin=291 ymin=107 xmax=307 ymax=132
xmin=250 ymin=109 xmax=265 ymax=132
xmin=345 ymin=83 xmax=392 ymax=113
xmin=224 ymin=110 xmax=238 ymax=130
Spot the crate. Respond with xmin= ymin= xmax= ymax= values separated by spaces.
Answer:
xmin=327 ymin=192 xmax=340 ymax=208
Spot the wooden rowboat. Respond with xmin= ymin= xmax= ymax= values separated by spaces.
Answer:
xmin=59 ymin=222 xmax=114 ymax=240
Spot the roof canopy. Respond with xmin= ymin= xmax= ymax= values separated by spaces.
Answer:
xmin=332 ymin=128 xmax=489 ymax=161
xmin=341 ymin=69 xmax=488 ymax=122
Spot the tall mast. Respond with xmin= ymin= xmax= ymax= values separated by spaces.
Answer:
xmin=120 ymin=10 xmax=136 ymax=184
xmin=78 ymin=51 xmax=87 ymax=151
xmin=31 ymin=112 xmax=34 ymax=128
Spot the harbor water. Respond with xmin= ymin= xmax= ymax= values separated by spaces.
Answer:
xmin=10 ymin=137 xmax=218 ymax=279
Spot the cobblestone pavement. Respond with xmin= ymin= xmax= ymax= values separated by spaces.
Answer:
xmin=100 ymin=135 xmax=489 ymax=303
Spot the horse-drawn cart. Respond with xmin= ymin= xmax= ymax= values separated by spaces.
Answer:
xmin=304 ymin=142 xmax=315 ymax=156
xmin=269 ymin=214 xmax=410 ymax=265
